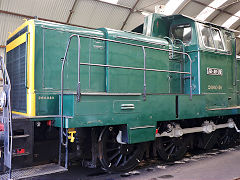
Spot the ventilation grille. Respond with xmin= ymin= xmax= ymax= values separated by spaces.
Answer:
xmin=6 ymin=42 xmax=27 ymax=113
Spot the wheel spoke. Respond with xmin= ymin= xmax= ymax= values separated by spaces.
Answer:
xmin=218 ymin=128 xmax=238 ymax=148
xmin=121 ymin=155 xmax=127 ymax=166
xmin=164 ymin=143 xmax=174 ymax=151
xmin=109 ymin=150 xmax=120 ymax=161
xmin=168 ymin=145 xmax=175 ymax=156
xmin=114 ymin=154 xmax=123 ymax=167
xmin=106 ymin=147 xmax=119 ymax=152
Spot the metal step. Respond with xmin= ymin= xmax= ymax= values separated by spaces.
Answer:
xmin=12 ymin=152 xmax=30 ymax=157
xmin=12 ymin=134 xmax=30 ymax=139
xmin=0 ymin=163 xmax=67 ymax=180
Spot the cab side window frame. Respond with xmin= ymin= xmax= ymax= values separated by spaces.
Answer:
xmin=170 ymin=23 xmax=192 ymax=45
xmin=223 ymin=31 xmax=233 ymax=54
xmin=198 ymin=23 xmax=226 ymax=52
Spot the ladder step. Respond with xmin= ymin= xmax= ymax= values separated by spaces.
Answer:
xmin=12 ymin=152 xmax=30 ymax=157
xmin=0 ymin=163 xmax=67 ymax=180
xmin=13 ymin=134 xmax=30 ymax=139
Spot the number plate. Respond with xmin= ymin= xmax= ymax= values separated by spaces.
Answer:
xmin=207 ymin=68 xmax=223 ymax=76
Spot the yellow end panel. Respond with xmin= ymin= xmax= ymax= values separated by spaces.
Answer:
xmin=8 ymin=21 xmax=29 ymax=39
xmin=6 ymin=33 xmax=27 ymax=53
xmin=9 ymin=20 xmax=36 ymax=117
xmin=12 ymin=111 xmax=28 ymax=116
xmin=27 ymin=20 xmax=36 ymax=116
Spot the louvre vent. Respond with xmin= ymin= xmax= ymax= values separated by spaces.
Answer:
xmin=6 ymin=42 xmax=27 ymax=113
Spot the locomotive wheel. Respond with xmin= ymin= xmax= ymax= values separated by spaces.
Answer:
xmin=197 ymin=131 xmax=219 ymax=150
xmin=217 ymin=129 xmax=239 ymax=148
xmin=98 ymin=127 xmax=144 ymax=173
xmin=155 ymin=136 xmax=187 ymax=162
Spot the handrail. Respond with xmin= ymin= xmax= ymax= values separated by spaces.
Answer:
xmin=142 ymin=47 xmax=146 ymax=100
xmin=60 ymin=33 xmax=193 ymax=144
xmin=59 ymin=34 xmax=80 ymax=165
xmin=60 ymin=33 xmax=193 ymax=99
xmin=173 ymin=39 xmax=185 ymax=94
xmin=164 ymin=36 xmax=174 ymax=58
xmin=0 ymin=56 xmax=13 ymax=178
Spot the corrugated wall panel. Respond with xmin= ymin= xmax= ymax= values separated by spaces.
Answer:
xmin=0 ymin=0 xmax=74 ymax=22
xmin=212 ymin=13 xmax=232 ymax=25
xmin=180 ymin=1 xmax=204 ymax=17
xmin=117 ymin=0 xmax=137 ymax=8
xmin=71 ymin=0 xmax=129 ymax=29
xmin=136 ymin=0 xmax=168 ymax=13
xmin=0 ymin=13 xmax=25 ymax=46
xmin=123 ymin=12 xmax=144 ymax=31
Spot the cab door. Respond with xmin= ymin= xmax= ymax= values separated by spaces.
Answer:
xmin=198 ymin=24 xmax=237 ymax=108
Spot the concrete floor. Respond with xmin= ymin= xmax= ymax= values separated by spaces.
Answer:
xmin=32 ymin=146 xmax=240 ymax=180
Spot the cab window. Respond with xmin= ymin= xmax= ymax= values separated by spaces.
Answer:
xmin=199 ymin=24 xmax=225 ymax=50
xmin=199 ymin=25 xmax=214 ymax=48
xmin=170 ymin=24 xmax=192 ymax=44
xmin=211 ymin=28 xmax=224 ymax=50
xmin=224 ymin=31 xmax=232 ymax=53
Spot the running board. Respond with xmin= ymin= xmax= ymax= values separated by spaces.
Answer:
xmin=0 ymin=163 xmax=67 ymax=180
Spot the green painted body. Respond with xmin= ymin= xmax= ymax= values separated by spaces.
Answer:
xmin=31 ymin=14 xmax=239 ymax=144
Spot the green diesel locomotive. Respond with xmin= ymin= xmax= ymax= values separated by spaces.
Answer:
xmin=0 ymin=13 xmax=240 ymax=178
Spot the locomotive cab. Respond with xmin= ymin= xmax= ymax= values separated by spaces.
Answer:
xmin=143 ymin=14 xmax=200 ymax=95
xmin=142 ymin=13 xmax=238 ymax=109
xmin=195 ymin=21 xmax=237 ymax=109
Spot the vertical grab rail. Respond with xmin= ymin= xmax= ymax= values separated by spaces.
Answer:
xmin=164 ymin=37 xmax=174 ymax=59
xmin=0 ymin=56 xmax=13 ymax=179
xmin=142 ymin=47 xmax=146 ymax=101
xmin=59 ymin=34 xmax=81 ymax=168
xmin=173 ymin=39 xmax=185 ymax=94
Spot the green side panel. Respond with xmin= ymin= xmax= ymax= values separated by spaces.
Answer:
xmin=54 ymin=94 xmax=175 ymax=128
xmin=34 ymin=21 xmax=106 ymax=116
xmin=75 ymin=101 xmax=110 ymax=116
xmin=178 ymin=95 xmax=205 ymax=119
xmin=35 ymin=94 xmax=59 ymax=115
xmin=169 ymin=59 xmax=182 ymax=93
xmin=43 ymin=29 xmax=70 ymax=90
xmin=200 ymin=51 xmax=232 ymax=94
xmin=34 ymin=22 xmax=106 ymax=93
xmin=145 ymin=48 xmax=169 ymax=93
xmin=108 ymin=42 xmax=144 ymax=93
xmin=104 ymin=29 xmax=169 ymax=94
xmin=61 ymin=95 xmax=74 ymax=117
xmin=228 ymin=93 xmax=237 ymax=107
xmin=205 ymin=94 xmax=228 ymax=109
xmin=128 ymin=126 xmax=156 ymax=144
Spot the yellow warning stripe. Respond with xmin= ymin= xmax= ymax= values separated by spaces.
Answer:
xmin=6 ymin=33 xmax=26 ymax=53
